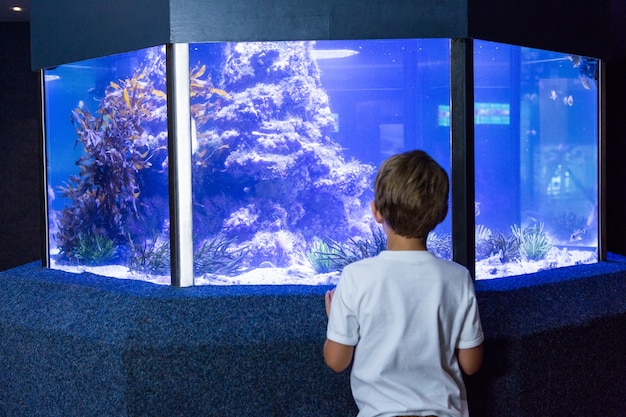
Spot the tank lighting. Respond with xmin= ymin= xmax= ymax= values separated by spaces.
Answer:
xmin=311 ymin=49 xmax=359 ymax=60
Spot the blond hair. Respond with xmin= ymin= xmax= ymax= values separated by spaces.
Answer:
xmin=374 ymin=150 xmax=449 ymax=238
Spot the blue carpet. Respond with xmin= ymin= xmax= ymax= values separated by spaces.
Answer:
xmin=1 ymin=256 xmax=626 ymax=416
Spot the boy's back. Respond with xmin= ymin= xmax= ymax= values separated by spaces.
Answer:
xmin=327 ymin=250 xmax=482 ymax=417
xmin=324 ymin=150 xmax=483 ymax=417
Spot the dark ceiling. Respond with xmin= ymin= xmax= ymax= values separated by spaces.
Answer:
xmin=0 ymin=0 xmax=29 ymax=22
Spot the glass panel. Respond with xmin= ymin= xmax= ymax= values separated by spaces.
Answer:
xmin=44 ymin=46 xmax=172 ymax=284
xmin=474 ymin=41 xmax=599 ymax=279
xmin=189 ymin=39 xmax=451 ymax=285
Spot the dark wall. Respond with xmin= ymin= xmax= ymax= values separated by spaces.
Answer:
xmin=605 ymin=1 xmax=626 ymax=256
xmin=606 ymin=60 xmax=626 ymax=255
xmin=30 ymin=0 xmax=170 ymax=70
xmin=0 ymin=23 xmax=41 ymax=271
xmin=468 ymin=0 xmax=611 ymax=59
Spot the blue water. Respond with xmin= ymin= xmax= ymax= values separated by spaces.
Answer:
xmin=43 ymin=39 xmax=598 ymax=284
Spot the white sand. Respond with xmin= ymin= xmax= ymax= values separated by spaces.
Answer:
xmin=50 ymin=247 xmax=597 ymax=285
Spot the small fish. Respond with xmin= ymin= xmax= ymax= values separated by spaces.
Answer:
xmin=569 ymin=55 xmax=582 ymax=68
xmin=580 ymin=75 xmax=592 ymax=90
xmin=563 ymin=95 xmax=574 ymax=106
xmin=549 ymin=90 xmax=558 ymax=101
xmin=474 ymin=202 xmax=481 ymax=217
xmin=524 ymin=93 xmax=538 ymax=102
xmin=570 ymin=228 xmax=586 ymax=242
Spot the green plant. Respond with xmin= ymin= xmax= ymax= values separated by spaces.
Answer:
xmin=306 ymin=226 xmax=387 ymax=273
xmin=70 ymin=232 xmax=118 ymax=265
xmin=127 ymin=232 xmax=171 ymax=275
xmin=306 ymin=238 xmax=341 ymax=273
xmin=481 ymin=231 xmax=520 ymax=263
xmin=511 ymin=223 xmax=552 ymax=261
xmin=194 ymin=235 xmax=248 ymax=276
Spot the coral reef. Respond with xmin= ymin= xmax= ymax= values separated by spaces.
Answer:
xmin=190 ymin=41 xmax=375 ymax=268
xmin=54 ymin=42 xmax=375 ymax=277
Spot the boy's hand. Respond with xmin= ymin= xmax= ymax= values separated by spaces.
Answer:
xmin=325 ymin=289 xmax=335 ymax=318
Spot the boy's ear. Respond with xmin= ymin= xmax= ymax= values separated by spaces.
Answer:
xmin=371 ymin=202 xmax=384 ymax=224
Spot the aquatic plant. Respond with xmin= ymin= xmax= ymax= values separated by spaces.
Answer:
xmin=55 ymin=50 xmax=169 ymax=262
xmin=475 ymin=224 xmax=495 ymax=261
xmin=480 ymin=231 xmax=520 ymax=263
xmin=306 ymin=227 xmax=387 ymax=273
xmin=70 ymin=232 xmax=118 ymax=265
xmin=306 ymin=238 xmax=341 ymax=274
xmin=55 ymin=47 xmax=231 ymax=265
xmin=127 ymin=232 xmax=171 ymax=275
xmin=427 ymin=232 xmax=452 ymax=260
xmin=511 ymin=223 xmax=553 ymax=261
xmin=194 ymin=235 xmax=248 ymax=276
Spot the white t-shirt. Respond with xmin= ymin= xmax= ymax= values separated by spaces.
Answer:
xmin=326 ymin=250 xmax=484 ymax=417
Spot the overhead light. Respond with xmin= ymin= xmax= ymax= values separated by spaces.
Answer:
xmin=12 ymin=6 xmax=23 ymax=12
xmin=311 ymin=49 xmax=359 ymax=60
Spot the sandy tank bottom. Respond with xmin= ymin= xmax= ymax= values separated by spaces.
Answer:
xmin=49 ymin=246 xmax=597 ymax=286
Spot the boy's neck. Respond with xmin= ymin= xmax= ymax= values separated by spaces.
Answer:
xmin=385 ymin=232 xmax=427 ymax=251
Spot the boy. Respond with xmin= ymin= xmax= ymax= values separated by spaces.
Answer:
xmin=324 ymin=150 xmax=484 ymax=417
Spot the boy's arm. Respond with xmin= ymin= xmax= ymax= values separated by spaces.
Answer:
xmin=324 ymin=289 xmax=355 ymax=372
xmin=324 ymin=339 xmax=354 ymax=372
xmin=457 ymin=344 xmax=483 ymax=375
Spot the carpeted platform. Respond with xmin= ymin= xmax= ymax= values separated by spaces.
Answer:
xmin=1 ymin=256 xmax=626 ymax=416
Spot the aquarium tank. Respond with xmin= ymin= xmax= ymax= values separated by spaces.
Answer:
xmin=42 ymin=38 xmax=599 ymax=285
xmin=472 ymin=40 xmax=599 ymax=279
